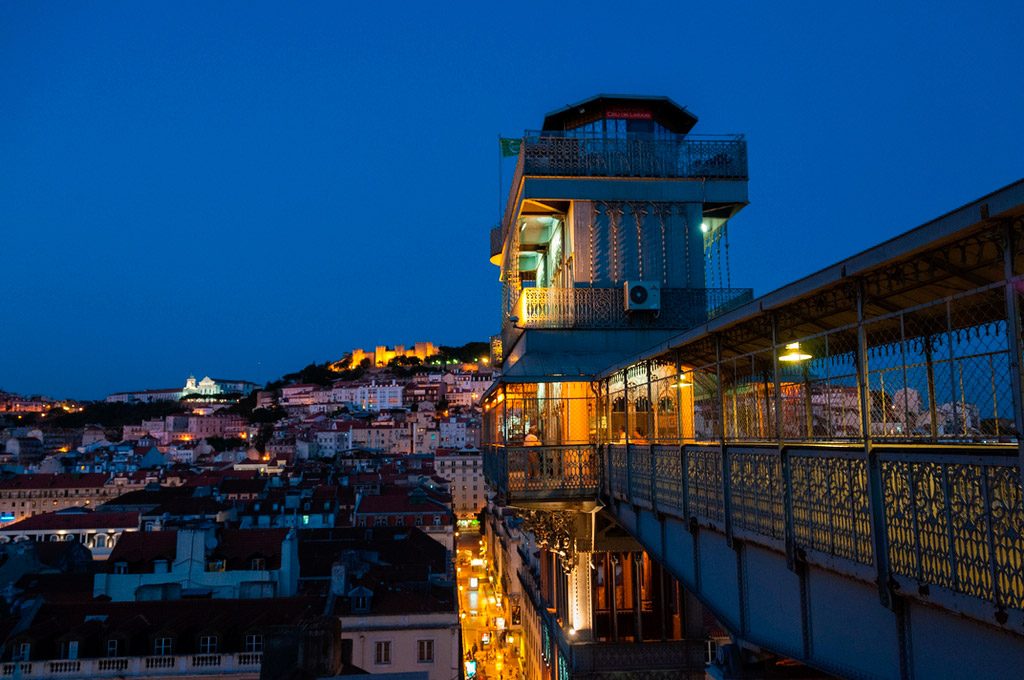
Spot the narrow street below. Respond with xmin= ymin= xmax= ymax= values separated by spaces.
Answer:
xmin=456 ymin=528 xmax=522 ymax=680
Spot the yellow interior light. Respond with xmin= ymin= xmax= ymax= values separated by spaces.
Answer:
xmin=779 ymin=342 xmax=812 ymax=362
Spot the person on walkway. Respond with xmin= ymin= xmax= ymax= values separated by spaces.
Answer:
xmin=524 ymin=426 xmax=541 ymax=480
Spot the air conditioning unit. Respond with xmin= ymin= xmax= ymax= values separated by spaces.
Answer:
xmin=623 ymin=281 xmax=661 ymax=312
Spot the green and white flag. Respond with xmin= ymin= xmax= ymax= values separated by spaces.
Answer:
xmin=499 ymin=137 xmax=522 ymax=157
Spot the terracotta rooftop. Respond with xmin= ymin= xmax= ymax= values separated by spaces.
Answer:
xmin=3 ymin=597 xmax=326 ymax=661
xmin=0 ymin=473 xmax=108 ymax=490
xmin=104 ymin=528 xmax=290 ymax=573
xmin=0 ymin=510 xmax=139 ymax=532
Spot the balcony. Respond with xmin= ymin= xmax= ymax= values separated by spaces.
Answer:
xmin=502 ymin=133 xmax=747 ymax=238
xmin=483 ymin=444 xmax=600 ymax=503
xmin=521 ymin=132 xmax=746 ymax=180
xmin=1 ymin=653 xmax=263 ymax=678
xmin=515 ymin=287 xmax=751 ymax=330
xmin=503 ymin=287 xmax=752 ymax=352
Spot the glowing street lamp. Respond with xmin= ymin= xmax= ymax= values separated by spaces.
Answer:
xmin=779 ymin=342 xmax=812 ymax=362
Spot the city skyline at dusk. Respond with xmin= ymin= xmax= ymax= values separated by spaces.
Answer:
xmin=3 ymin=2 xmax=1022 ymax=399
xmin=1 ymin=5 xmax=1023 ymax=679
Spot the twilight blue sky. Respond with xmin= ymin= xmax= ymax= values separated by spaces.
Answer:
xmin=2 ymin=2 xmax=1022 ymax=399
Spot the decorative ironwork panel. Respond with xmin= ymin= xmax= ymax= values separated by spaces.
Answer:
xmin=516 ymin=287 xmax=753 ymax=331
xmin=987 ymin=464 xmax=1024 ymax=609
xmin=519 ymin=134 xmax=748 ymax=180
xmin=882 ymin=455 xmax=1024 ymax=609
xmin=790 ymin=454 xmax=872 ymax=564
xmin=653 ymin=444 xmax=684 ymax=514
xmin=685 ymin=445 xmax=724 ymax=523
xmin=948 ymin=463 xmax=994 ymax=598
xmin=609 ymin=444 xmax=628 ymax=499
xmin=729 ymin=450 xmax=784 ymax=539
xmin=629 ymin=444 xmax=652 ymax=504
xmin=497 ymin=445 xmax=599 ymax=499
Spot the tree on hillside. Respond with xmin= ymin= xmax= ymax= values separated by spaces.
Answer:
xmin=282 ymin=362 xmax=336 ymax=387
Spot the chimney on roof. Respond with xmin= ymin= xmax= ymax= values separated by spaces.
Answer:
xmin=176 ymin=528 xmax=208 ymax=573
xmin=330 ymin=562 xmax=346 ymax=596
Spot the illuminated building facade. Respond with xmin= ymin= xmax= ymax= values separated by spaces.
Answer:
xmin=347 ymin=342 xmax=440 ymax=367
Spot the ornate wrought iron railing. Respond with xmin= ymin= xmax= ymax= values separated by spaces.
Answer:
xmin=519 ymin=133 xmax=747 ymax=180
xmin=514 ymin=287 xmax=753 ymax=330
xmin=499 ymin=133 xmax=747 ymax=243
xmin=483 ymin=444 xmax=600 ymax=501
xmin=599 ymin=442 xmax=1023 ymax=618
xmin=880 ymin=450 xmax=1024 ymax=611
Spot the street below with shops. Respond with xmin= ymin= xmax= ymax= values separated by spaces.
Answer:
xmin=456 ymin=527 xmax=523 ymax=680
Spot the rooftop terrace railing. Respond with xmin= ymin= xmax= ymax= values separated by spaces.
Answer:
xmin=519 ymin=132 xmax=747 ymax=180
xmin=500 ymin=132 xmax=748 ymax=241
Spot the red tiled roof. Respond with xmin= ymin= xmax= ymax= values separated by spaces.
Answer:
xmin=105 ymin=530 xmax=177 ymax=570
xmin=181 ymin=469 xmax=259 ymax=487
xmin=106 ymin=528 xmax=289 ymax=572
xmin=0 ymin=510 xmax=140 ymax=532
xmin=146 ymin=496 xmax=229 ymax=516
xmin=7 ymin=597 xmax=326 ymax=657
xmin=213 ymin=528 xmax=289 ymax=569
xmin=0 ymin=473 xmax=108 ymax=490
xmin=356 ymin=489 xmax=452 ymax=516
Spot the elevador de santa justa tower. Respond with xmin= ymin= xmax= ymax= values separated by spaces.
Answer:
xmin=481 ymin=95 xmax=753 ymax=679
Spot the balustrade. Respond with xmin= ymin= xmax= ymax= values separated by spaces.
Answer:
xmin=0 ymin=653 xmax=261 ymax=678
